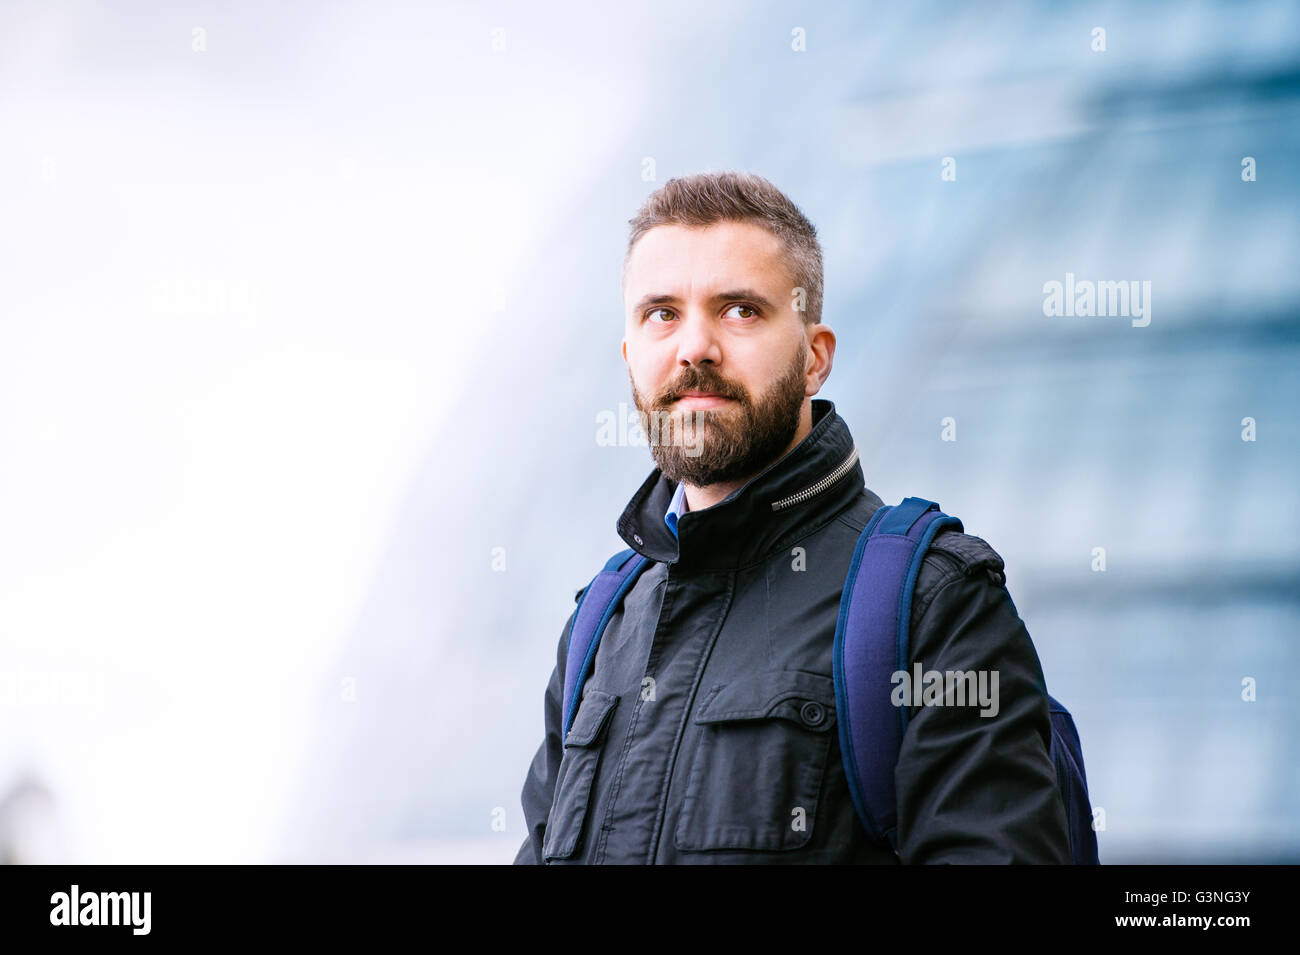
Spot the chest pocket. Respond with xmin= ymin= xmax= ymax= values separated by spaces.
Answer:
xmin=674 ymin=670 xmax=837 ymax=852
xmin=542 ymin=688 xmax=619 ymax=862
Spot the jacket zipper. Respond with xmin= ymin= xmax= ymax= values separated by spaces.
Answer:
xmin=769 ymin=444 xmax=859 ymax=511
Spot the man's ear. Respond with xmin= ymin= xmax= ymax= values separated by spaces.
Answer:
xmin=621 ymin=338 xmax=628 ymax=363
xmin=806 ymin=323 xmax=836 ymax=393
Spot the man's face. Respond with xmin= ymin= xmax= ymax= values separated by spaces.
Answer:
xmin=621 ymin=221 xmax=814 ymax=486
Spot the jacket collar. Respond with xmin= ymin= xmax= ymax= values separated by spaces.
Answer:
xmin=616 ymin=398 xmax=867 ymax=572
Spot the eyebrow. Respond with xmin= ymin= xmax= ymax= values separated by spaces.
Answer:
xmin=631 ymin=288 xmax=780 ymax=315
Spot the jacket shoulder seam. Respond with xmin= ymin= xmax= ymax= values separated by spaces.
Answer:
xmin=910 ymin=565 xmax=970 ymax=625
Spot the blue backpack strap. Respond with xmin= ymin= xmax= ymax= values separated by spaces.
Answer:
xmin=834 ymin=497 xmax=962 ymax=851
xmin=561 ymin=548 xmax=651 ymax=740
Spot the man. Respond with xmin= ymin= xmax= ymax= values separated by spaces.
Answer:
xmin=514 ymin=171 xmax=1071 ymax=864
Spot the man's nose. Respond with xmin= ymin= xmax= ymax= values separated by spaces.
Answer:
xmin=674 ymin=312 xmax=723 ymax=367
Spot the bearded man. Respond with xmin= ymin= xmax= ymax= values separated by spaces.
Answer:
xmin=514 ymin=171 xmax=1071 ymax=865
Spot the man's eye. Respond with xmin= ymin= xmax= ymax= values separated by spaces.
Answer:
xmin=725 ymin=304 xmax=758 ymax=320
xmin=647 ymin=308 xmax=675 ymax=323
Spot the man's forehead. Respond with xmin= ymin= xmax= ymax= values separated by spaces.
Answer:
xmin=623 ymin=221 xmax=789 ymax=300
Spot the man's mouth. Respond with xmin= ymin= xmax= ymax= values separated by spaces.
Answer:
xmin=673 ymin=391 xmax=736 ymax=410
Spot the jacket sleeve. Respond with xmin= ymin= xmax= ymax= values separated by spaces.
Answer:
xmin=894 ymin=552 xmax=1072 ymax=864
xmin=512 ymin=605 xmax=577 ymax=865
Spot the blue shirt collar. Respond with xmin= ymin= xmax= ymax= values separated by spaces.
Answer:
xmin=664 ymin=480 xmax=688 ymax=538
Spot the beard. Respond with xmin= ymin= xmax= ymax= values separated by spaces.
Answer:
xmin=629 ymin=339 xmax=808 ymax=487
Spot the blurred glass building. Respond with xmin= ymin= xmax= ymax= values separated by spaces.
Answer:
xmin=277 ymin=1 xmax=1300 ymax=863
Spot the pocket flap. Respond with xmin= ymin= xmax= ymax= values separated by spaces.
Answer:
xmin=694 ymin=671 xmax=837 ymax=732
xmin=565 ymin=689 xmax=619 ymax=748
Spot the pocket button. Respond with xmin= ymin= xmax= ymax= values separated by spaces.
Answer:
xmin=800 ymin=701 xmax=826 ymax=727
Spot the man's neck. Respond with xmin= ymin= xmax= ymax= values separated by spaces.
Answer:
xmin=681 ymin=400 xmax=814 ymax=512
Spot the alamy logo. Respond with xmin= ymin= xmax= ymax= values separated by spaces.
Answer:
xmin=891 ymin=663 xmax=1000 ymax=717
xmin=49 ymin=884 xmax=151 ymax=935
xmin=1042 ymin=272 xmax=1152 ymax=327
xmin=595 ymin=402 xmax=706 ymax=457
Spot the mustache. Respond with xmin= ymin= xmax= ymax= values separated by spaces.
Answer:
xmin=656 ymin=369 xmax=748 ymax=407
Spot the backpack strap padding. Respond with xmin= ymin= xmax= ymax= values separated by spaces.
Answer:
xmin=561 ymin=549 xmax=650 ymax=740
xmin=834 ymin=497 xmax=962 ymax=851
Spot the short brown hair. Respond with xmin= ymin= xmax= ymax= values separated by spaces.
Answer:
xmin=623 ymin=171 xmax=824 ymax=325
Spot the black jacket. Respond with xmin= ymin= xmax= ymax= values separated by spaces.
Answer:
xmin=515 ymin=398 xmax=1071 ymax=864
